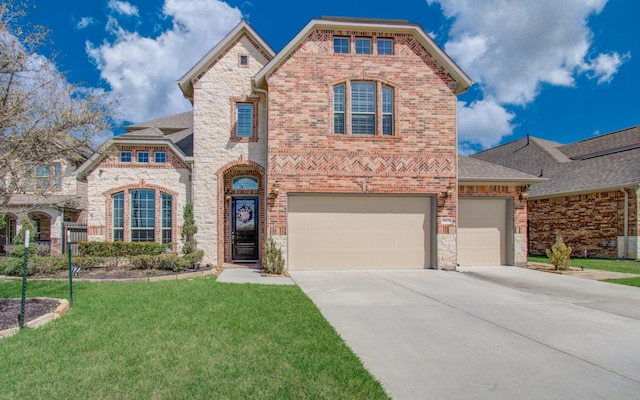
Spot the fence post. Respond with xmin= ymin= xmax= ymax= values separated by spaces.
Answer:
xmin=67 ymin=230 xmax=73 ymax=307
xmin=19 ymin=230 xmax=30 ymax=330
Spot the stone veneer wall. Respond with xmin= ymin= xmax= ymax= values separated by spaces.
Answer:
xmin=528 ymin=190 xmax=638 ymax=258
xmin=265 ymin=29 xmax=460 ymax=268
xmin=85 ymin=145 xmax=190 ymax=249
xmin=191 ymin=34 xmax=270 ymax=265
xmin=458 ymin=184 xmax=529 ymax=266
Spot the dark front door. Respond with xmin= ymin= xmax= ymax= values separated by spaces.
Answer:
xmin=232 ymin=197 xmax=259 ymax=261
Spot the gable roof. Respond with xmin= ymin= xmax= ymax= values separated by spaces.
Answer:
xmin=177 ymin=20 xmax=275 ymax=101
xmin=253 ymin=17 xmax=473 ymax=95
xmin=76 ymin=112 xmax=194 ymax=178
xmin=471 ymin=125 xmax=640 ymax=198
xmin=458 ymin=156 xmax=545 ymax=185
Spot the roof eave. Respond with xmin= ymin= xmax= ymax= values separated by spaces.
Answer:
xmin=254 ymin=18 xmax=473 ymax=93
xmin=528 ymin=183 xmax=640 ymax=200
xmin=459 ymin=177 xmax=548 ymax=186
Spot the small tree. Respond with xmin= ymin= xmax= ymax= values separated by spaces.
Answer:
xmin=181 ymin=203 xmax=198 ymax=256
xmin=10 ymin=214 xmax=36 ymax=257
xmin=546 ymin=234 xmax=572 ymax=271
xmin=263 ymin=237 xmax=285 ymax=275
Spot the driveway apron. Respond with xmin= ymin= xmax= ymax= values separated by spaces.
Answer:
xmin=290 ymin=267 xmax=640 ymax=400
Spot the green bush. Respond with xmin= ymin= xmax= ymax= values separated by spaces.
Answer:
xmin=2 ymin=257 xmax=35 ymax=276
xmin=263 ymin=237 xmax=285 ymax=275
xmin=9 ymin=244 xmax=37 ymax=258
xmin=546 ymin=235 xmax=572 ymax=270
xmin=79 ymin=241 xmax=167 ymax=257
xmin=183 ymin=249 xmax=204 ymax=267
xmin=34 ymin=255 xmax=68 ymax=274
xmin=129 ymin=255 xmax=158 ymax=270
xmin=72 ymin=256 xmax=106 ymax=269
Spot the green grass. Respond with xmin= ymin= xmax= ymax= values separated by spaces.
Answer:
xmin=604 ymin=277 xmax=640 ymax=287
xmin=0 ymin=278 xmax=389 ymax=400
xmin=528 ymin=255 xmax=640 ymax=274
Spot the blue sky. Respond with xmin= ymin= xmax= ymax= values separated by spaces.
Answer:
xmin=22 ymin=0 xmax=639 ymax=153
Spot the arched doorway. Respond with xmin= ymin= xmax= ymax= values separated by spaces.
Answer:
xmin=220 ymin=163 xmax=264 ymax=264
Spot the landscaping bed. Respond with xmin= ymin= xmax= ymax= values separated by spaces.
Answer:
xmin=0 ymin=298 xmax=60 ymax=331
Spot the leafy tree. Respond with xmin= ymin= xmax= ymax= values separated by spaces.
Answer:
xmin=10 ymin=214 xmax=36 ymax=256
xmin=181 ymin=203 xmax=198 ymax=255
xmin=0 ymin=1 xmax=114 ymax=214
xmin=546 ymin=234 xmax=572 ymax=271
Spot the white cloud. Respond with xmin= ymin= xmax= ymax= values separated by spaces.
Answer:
xmin=426 ymin=0 xmax=630 ymax=150
xmin=87 ymin=0 xmax=242 ymax=123
xmin=582 ymin=51 xmax=631 ymax=84
xmin=108 ymin=0 xmax=139 ymax=17
xmin=457 ymin=99 xmax=515 ymax=153
xmin=77 ymin=17 xmax=96 ymax=30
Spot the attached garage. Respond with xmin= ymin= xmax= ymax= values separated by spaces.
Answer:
xmin=458 ymin=198 xmax=513 ymax=266
xmin=287 ymin=194 xmax=434 ymax=270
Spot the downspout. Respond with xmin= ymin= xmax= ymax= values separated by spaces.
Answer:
xmin=621 ymin=188 xmax=629 ymax=258
xmin=252 ymin=79 xmax=269 ymax=262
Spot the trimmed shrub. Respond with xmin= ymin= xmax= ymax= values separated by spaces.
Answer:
xmin=129 ymin=255 xmax=158 ymax=270
xmin=2 ymin=257 xmax=35 ymax=276
xmin=263 ymin=237 xmax=285 ymax=275
xmin=546 ymin=235 xmax=572 ymax=270
xmin=183 ymin=249 xmax=204 ymax=268
xmin=72 ymin=256 xmax=106 ymax=269
xmin=34 ymin=255 xmax=68 ymax=274
xmin=79 ymin=241 xmax=166 ymax=257
xmin=9 ymin=244 xmax=36 ymax=258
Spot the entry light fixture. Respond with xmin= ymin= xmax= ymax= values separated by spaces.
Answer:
xmin=225 ymin=188 xmax=232 ymax=201
xmin=270 ymin=182 xmax=280 ymax=198
xmin=519 ymin=185 xmax=530 ymax=201
xmin=441 ymin=184 xmax=454 ymax=199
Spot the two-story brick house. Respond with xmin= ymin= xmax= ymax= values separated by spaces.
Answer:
xmin=80 ymin=18 xmax=541 ymax=269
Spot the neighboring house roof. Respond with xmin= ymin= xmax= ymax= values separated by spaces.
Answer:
xmin=458 ymin=156 xmax=545 ymax=185
xmin=471 ymin=125 xmax=640 ymax=198
xmin=177 ymin=21 xmax=275 ymax=101
xmin=76 ymin=112 xmax=194 ymax=178
xmin=254 ymin=17 xmax=473 ymax=95
xmin=8 ymin=194 xmax=85 ymax=210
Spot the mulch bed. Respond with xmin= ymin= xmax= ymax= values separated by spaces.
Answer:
xmin=0 ymin=298 xmax=60 ymax=331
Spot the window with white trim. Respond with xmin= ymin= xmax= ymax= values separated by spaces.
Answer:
xmin=355 ymin=37 xmax=372 ymax=54
xmin=333 ymin=37 xmax=350 ymax=54
xmin=377 ymin=38 xmax=393 ymax=55
xmin=161 ymin=193 xmax=172 ymax=244
xmin=112 ymin=192 xmax=124 ymax=241
xmin=137 ymin=151 xmax=149 ymax=163
xmin=130 ymin=189 xmax=155 ymax=242
xmin=382 ymin=86 xmax=394 ymax=135
xmin=333 ymin=84 xmax=345 ymax=134
xmin=155 ymin=151 xmax=166 ymax=163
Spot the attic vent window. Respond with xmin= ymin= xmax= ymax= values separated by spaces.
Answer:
xmin=239 ymin=55 xmax=249 ymax=67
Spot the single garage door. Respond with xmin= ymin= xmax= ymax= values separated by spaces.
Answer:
xmin=288 ymin=195 xmax=432 ymax=270
xmin=458 ymin=198 xmax=511 ymax=266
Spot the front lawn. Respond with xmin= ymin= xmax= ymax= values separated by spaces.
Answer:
xmin=0 ymin=278 xmax=389 ymax=400
xmin=528 ymin=255 xmax=640 ymax=274
xmin=604 ymin=277 xmax=640 ymax=287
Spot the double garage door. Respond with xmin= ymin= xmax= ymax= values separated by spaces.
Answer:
xmin=288 ymin=195 xmax=432 ymax=270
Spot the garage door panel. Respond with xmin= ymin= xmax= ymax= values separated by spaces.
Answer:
xmin=458 ymin=199 xmax=507 ymax=266
xmin=288 ymin=195 xmax=431 ymax=270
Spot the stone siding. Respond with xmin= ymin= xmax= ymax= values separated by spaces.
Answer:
xmin=528 ymin=190 xmax=638 ymax=258
xmin=85 ymin=144 xmax=190 ymax=248
xmin=191 ymin=34 xmax=270 ymax=265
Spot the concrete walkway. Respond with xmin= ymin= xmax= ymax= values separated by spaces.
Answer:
xmin=216 ymin=268 xmax=294 ymax=285
xmin=290 ymin=267 xmax=640 ymax=400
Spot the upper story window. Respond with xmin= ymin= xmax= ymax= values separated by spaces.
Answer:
xmin=120 ymin=151 xmax=132 ymax=163
xmin=155 ymin=151 xmax=166 ymax=163
xmin=351 ymin=82 xmax=376 ymax=135
xmin=355 ymin=38 xmax=372 ymax=55
xmin=333 ymin=84 xmax=345 ymax=134
xmin=236 ymin=103 xmax=254 ymax=138
xmin=382 ymin=86 xmax=394 ymax=135
xmin=377 ymin=38 xmax=393 ymax=55
xmin=333 ymin=37 xmax=350 ymax=54
xmin=137 ymin=151 xmax=149 ymax=163
xmin=333 ymin=81 xmax=395 ymax=136
xmin=26 ymin=163 xmax=61 ymax=191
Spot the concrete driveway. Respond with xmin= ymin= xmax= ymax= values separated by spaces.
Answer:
xmin=290 ymin=267 xmax=640 ymax=400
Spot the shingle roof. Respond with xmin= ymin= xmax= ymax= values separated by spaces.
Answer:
xmin=471 ymin=126 xmax=640 ymax=198
xmin=458 ymin=156 xmax=545 ymax=184
xmin=119 ymin=112 xmax=194 ymax=157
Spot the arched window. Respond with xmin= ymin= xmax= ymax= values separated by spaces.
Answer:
xmin=232 ymin=176 xmax=259 ymax=191
xmin=110 ymin=189 xmax=174 ymax=243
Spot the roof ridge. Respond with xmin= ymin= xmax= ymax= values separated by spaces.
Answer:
xmin=530 ymin=137 xmax=571 ymax=163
